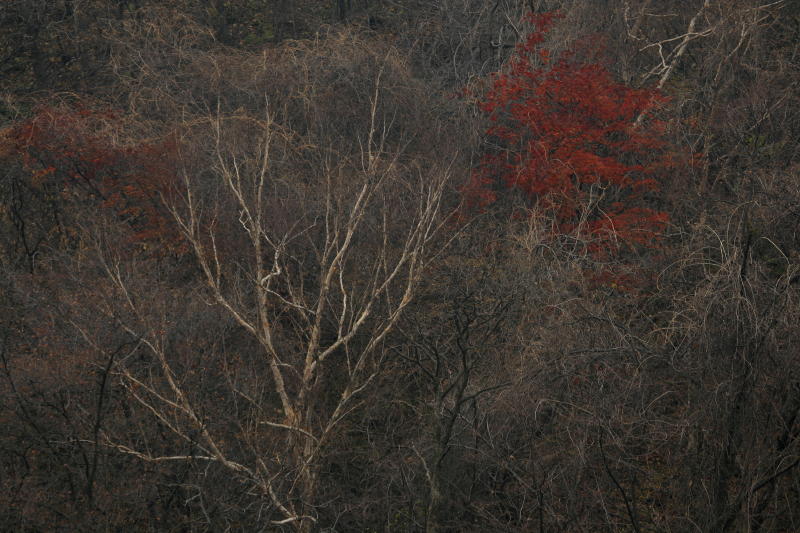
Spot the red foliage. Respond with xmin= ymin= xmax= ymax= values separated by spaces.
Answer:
xmin=467 ymin=12 xmax=675 ymax=256
xmin=11 ymin=104 xmax=185 ymax=254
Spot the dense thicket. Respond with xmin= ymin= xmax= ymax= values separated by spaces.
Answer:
xmin=2 ymin=1 xmax=799 ymax=531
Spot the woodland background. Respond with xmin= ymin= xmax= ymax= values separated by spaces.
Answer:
xmin=1 ymin=1 xmax=799 ymax=531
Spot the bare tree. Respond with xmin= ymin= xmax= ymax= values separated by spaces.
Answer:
xmin=84 ymin=23 xmax=458 ymax=529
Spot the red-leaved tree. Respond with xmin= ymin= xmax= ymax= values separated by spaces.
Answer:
xmin=468 ymin=12 xmax=675 ymax=256
xmin=10 ymin=104 xmax=183 ymax=254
